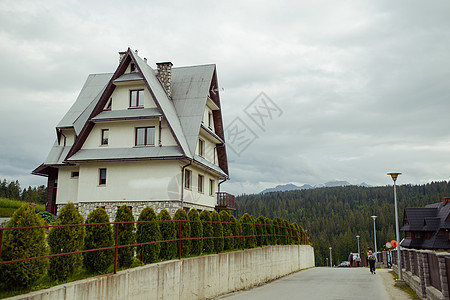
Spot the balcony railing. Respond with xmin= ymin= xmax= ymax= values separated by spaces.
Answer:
xmin=216 ymin=192 xmax=235 ymax=210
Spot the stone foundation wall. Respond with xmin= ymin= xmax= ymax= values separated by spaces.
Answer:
xmin=56 ymin=201 xmax=215 ymax=220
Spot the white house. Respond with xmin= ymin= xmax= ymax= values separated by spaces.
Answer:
xmin=33 ymin=48 xmax=234 ymax=219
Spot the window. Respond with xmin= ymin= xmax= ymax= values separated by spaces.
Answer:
xmin=209 ymin=179 xmax=215 ymax=196
xmin=208 ymin=112 xmax=213 ymax=128
xmin=130 ymin=63 xmax=136 ymax=72
xmin=71 ymin=171 xmax=79 ymax=178
xmin=99 ymin=168 xmax=107 ymax=185
xmin=184 ymin=169 xmax=192 ymax=189
xmin=198 ymin=175 xmax=204 ymax=193
xmin=136 ymin=127 xmax=155 ymax=146
xmin=101 ymin=129 xmax=109 ymax=145
xmin=130 ymin=89 xmax=144 ymax=108
xmin=198 ymin=139 xmax=205 ymax=157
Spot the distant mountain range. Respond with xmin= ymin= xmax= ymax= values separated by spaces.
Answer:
xmin=260 ymin=181 xmax=372 ymax=194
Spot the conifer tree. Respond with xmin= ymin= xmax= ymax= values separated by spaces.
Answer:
xmin=136 ymin=207 xmax=161 ymax=264
xmin=173 ymin=209 xmax=191 ymax=257
xmin=158 ymin=209 xmax=177 ymax=260
xmin=114 ymin=205 xmax=135 ymax=268
xmin=199 ymin=210 xmax=214 ymax=253
xmin=187 ymin=209 xmax=203 ymax=255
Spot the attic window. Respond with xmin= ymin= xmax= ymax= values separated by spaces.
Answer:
xmin=198 ymin=139 xmax=205 ymax=157
xmin=130 ymin=63 xmax=136 ymax=72
xmin=130 ymin=90 xmax=144 ymax=108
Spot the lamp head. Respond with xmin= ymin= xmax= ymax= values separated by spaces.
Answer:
xmin=371 ymin=215 xmax=377 ymax=220
xmin=387 ymin=172 xmax=402 ymax=182
xmin=356 ymin=235 xmax=360 ymax=238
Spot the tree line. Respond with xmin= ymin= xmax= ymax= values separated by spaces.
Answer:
xmin=234 ymin=181 xmax=450 ymax=266
xmin=0 ymin=178 xmax=46 ymax=204
xmin=0 ymin=203 xmax=309 ymax=293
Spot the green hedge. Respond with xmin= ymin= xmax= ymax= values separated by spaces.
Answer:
xmin=48 ymin=202 xmax=85 ymax=280
xmin=158 ymin=209 xmax=177 ymax=260
xmin=188 ymin=209 xmax=203 ymax=255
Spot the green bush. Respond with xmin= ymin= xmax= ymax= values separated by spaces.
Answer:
xmin=187 ymin=209 xmax=203 ymax=255
xmin=264 ymin=217 xmax=274 ymax=245
xmin=173 ymin=209 xmax=191 ymax=257
xmin=255 ymin=216 xmax=265 ymax=247
xmin=114 ymin=205 xmax=135 ymax=268
xmin=273 ymin=217 xmax=283 ymax=245
xmin=240 ymin=213 xmax=256 ymax=249
xmin=38 ymin=210 xmax=56 ymax=223
xmin=47 ymin=202 xmax=85 ymax=280
xmin=0 ymin=204 xmax=48 ymax=289
xmin=199 ymin=210 xmax=214 ymax=253
xmin=211 ymin=211 xmax=224 ymax=252
xmin=231 ymin=215 xmax=241 ymax=249
xmin=158 ymin=209 xmax=176 ymax=260
xmin=136 ymin=207 xmax=161 ymax=264
xmin=219 ymin=210 xmax=234 ymax=250
xmin=84 ymin=207 xmax=114 ymax=273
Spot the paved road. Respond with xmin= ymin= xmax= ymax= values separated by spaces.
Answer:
xmin=216 ymin=267 xmax=393 ymax=300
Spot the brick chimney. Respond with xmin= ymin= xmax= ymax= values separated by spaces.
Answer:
xmin=156 ymin=62 xmax=173 ymax=98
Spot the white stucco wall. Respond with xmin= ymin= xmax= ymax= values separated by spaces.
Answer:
xmin=183 ymin=164 xmax=218 ymax=209
xmin=110 ymin=84 xmax=156 ymax=110
xmin=56 ymin=167 xmax=79 ymax=204
xmin=83 ymin=119 xmax=176 ymax=149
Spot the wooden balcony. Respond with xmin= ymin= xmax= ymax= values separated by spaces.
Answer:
xmin=216 ymin=192 xmax=235 ymax=211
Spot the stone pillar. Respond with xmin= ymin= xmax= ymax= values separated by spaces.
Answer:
xmin=156 ymin=62 xmax=173 ymax=98
xmin=437 ymin=253 xmax=449 ymax=299
xmin=422 ymin=250 xmax=433 ymax=288
xmin=416 ymin=250 xmax=427 ymax=298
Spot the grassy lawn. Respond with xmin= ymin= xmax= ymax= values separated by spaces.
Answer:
xmin=389 ymin=271 xmax=420 ymax=300
xmin=0 ymin=198 xmax=45 ymax=217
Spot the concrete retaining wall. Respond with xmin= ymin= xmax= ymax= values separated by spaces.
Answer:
xmin=9 ymin=245 xmax=314 ymax=300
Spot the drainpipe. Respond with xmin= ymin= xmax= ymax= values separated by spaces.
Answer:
xmin=158 ymin=117 xmax=162 ymax=147
xmin=180 ymin=159 xmax=193 ymax=209
xmin=217 ymin=178 xmax=227 ymax=207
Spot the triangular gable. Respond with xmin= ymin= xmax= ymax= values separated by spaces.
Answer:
xmin=130 ymin=50 xmax=190 ymax=157
xmin=66 ymin=48 xmax=190 ymax=160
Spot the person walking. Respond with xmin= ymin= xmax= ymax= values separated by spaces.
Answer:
xmin=348 ymin=253 xmax=353 ymax=267
xmin=356 ymin=254 xmax=361 ymax=267
xmin=368 ymin=248 xmax=376 ymax=274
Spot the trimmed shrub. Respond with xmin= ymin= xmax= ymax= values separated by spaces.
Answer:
xmin=0 ymin=204 xmax=48 ymax=289
xmin=199 ymin=210 xmax=214 ymax=253
xmin=240 ymin=213 xmax=256 ymax=249
xmin=114 ymin=205 xmax=135 ymax=268
xmin=38 ymin=210 xmax=56 ymax=223
xmin=255 ymin=215 xmax=266 ymax=247
xmin=211 ymin=211 xmax=224 ymax=252
xmin=173 ymin=209 xmax=191 ymax=257
xmin=231 ymin=215 xmax=242 ymax=249
xmin=48 ymin=202 xmax=85 ymax=280
xmin=219 ymin=210 xmax=234 ymax=250
xmin=187 ymin=209 xmax=203 ymax=255
xmin=264 ymin=217 xmax=274 ymax=245
xmin=84 ymin=207 xmax=114 ymax=273
xmin=158 ymin=209 xmax=176 ymax=260
xmin=136 ymin=207 xmax=161 ymax=264
xmin=273 ymin=217 xmax=284 ymax=245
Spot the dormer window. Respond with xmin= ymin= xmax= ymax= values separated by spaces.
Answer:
xmin=208 ymin=112 xmax=213 ymax=129
xmin=198 ymin=139 xmax=205 ymax=157
xmin=130 ymin=63 xmax=136 ymax=72
xmin=130 ymin=89 xmax=144 ymax=108
xmin=104 ymin=98 xmax=112 ymax=111
xmin=136 ymin=127 xmax=155 ymax=146
xmin=101 ymin=129 xmax=109 ymax=145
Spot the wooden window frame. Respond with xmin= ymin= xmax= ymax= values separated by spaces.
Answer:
xmin=135 ymin=126 xmax=155 ymax=146
xmin=208 ymin=112 xmax=213 ymax=129
xmin=198 ymin=174 xmax=204 ymax=193
xmin=209 ymin=179 xmax=214 ymax=196
xmin=198 ymin=139 xmax=205 ymax=157
xmin=130 ymin=89 xmax=144 ymax=108
xmin=99 ymin=168 xmax=107 ymax=186
xmin=184 ymin=169 xmax=192 ymax=189
xmin=101 ymin=129 xmax=109 ymax=145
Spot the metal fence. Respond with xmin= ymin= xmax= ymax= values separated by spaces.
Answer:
xmin=0 ymin=219 xmax=306 ymax=275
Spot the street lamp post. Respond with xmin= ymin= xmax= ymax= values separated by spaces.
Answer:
xmin=356 ymin=235 xmax=360 ymax=258
xmin=388 ymin=172 xmax=403 ymax=281
xmin=329 ymin=247 xmax=333 ymax=267
xmin=371 ymin=216 xmax=377 ymax=253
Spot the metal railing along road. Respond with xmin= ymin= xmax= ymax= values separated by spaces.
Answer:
xmin=0 ymin=219 xmax=306 ymax=275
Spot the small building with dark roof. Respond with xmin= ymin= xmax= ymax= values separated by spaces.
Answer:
xmin=401 ymin=197 xmax=450 ymax=250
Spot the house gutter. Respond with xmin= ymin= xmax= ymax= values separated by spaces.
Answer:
xmin=180 ymin=159 xmax=193 ymax=209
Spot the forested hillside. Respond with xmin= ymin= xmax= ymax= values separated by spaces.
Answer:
xmin=235 ymin=181 xmax=450 ymax=266
xmin=0 ymin=178 xmax=46 ymax=204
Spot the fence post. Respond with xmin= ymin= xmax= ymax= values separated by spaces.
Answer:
xmin=179 ymin=220 xmax=182 ymax=260
xmin=114 ymin=223 xmax=118 ymax=274
xmin=241 ymin=223 xmax=245 ymax=250
xmin=437 ymin=253 xmax=449 ymax=298
xmin=216 ymin=221 xmax=219 ymax=254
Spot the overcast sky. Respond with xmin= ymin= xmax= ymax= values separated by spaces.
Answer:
xmin=1 ymin=0 xmax=449 ymax=195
